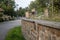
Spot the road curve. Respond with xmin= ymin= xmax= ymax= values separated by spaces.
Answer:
xmin=0 ymin=20 xmax=21 ymax=40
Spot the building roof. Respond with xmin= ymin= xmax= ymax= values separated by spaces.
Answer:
xmin=0 ymin=8 xmax=4 ymax=12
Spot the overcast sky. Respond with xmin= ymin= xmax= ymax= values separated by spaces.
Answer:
xmin=15 ymin=0 xmax=35 ymax=9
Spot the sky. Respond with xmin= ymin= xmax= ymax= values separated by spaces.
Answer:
xmin=15 ymin=0 xmax=35 ymax=10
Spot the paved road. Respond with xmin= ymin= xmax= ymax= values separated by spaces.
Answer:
xmin=0 ymin=20 xmax=21 ymax=40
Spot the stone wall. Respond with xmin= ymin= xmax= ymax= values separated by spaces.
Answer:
xmin=21 ymin=18 xmax=60 ymax=40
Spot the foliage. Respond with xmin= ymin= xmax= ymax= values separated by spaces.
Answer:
xmin=29 ymin=0 xmax=49 ymax=13
xmin=17 ymin=7 xmax=26 ymax=17
xmin=0 ymin=0 xmax=16 ymax=17
xmin=0 ymin=13 xmax=3 ymax=17
xmin=5 ymin=26 xmax=25 ymax=40
xmin=29 ymin=0 xmax=60 ymax=20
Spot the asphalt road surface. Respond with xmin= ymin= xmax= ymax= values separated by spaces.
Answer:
xmin=0 ymin=20 xmax=21 ymax=40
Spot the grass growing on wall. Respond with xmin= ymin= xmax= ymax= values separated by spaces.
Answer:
xmin=5 ymin=26 xmax=25 ymax=40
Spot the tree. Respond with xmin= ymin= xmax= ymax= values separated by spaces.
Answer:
xmin=16 ymin=7 xmax=26 ymax=17
xmin=0 ymin=0 xmax=16 ymax=17
xmin=29 ymin=0 xmax=60 ymax=17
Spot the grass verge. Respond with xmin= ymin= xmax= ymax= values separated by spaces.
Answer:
xmin=5 ymin=26 xmax=25 ymax=40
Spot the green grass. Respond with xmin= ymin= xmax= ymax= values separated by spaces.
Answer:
xmin=41 ymin=16 xmax=60 ymax=22
xmin=5 ymin=26 xmax=25 ymax=40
